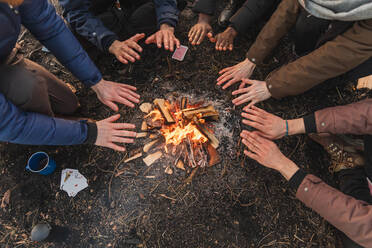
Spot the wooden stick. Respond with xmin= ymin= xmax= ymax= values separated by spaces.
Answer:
xmin=206 ymin=143 xmax=220 ymax=166
xmin=193 ymin=117 xmax=219 ymax=149
xmin=141 ymin=121 xmax=148 ymax=131
xmin=136 ymin=132 xmax=147 ymax=138
xmin=143 ymin=139 xmax=159 ymax=153
xmin=182 ymin=105 xmax=217 ymax=119
xmin=154 ymin=99 xmax=175 ymax=123
xmin=124 ymin=152 xmax=142 ymax=163
xmin=139 ymin=102 xmax=153 ymax=113
xmin=181 ymin=97 xmax=188 ymax=110
xmin=143 ymin=151 xmax=162 ymax=166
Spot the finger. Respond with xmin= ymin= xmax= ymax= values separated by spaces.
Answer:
xmin=120 ymin=88 xmax=140 ymax=100
xmin=241 ymin=112 xmax=266 ymax=125
xmin=247 ymin=100 xmax=257 ymax=109
xmin=117 ymin=56 xmax=129 ymax=64
xmin=233 ymin=92 xmax=254 ymax=105
xmin=119 ymin=90 xmax=140 ymax=104
xmin=244 ymin=107 xmax=267 ymax=119
xmin=111 ymin=136 xmax=135 ymax=144
xmin=242 ymin=118 xmax=264 ymax=130
xmin=169 ymin=35 xmax=175 ymax=52
xmin=196 ymin=30 xmax=205 ymax=45
xmin=115 ymin=94 xmax=136 ymax=108
xmin=107 ymin=142 xmax=126 ymax=152
xmin=216 ymin=73 xmax=234 ymax=86
xmin=145 ymin=34 xmax=155 ymax=45
xmin=104 ymin=100 xmax=119 ymax=112
xmin=188 ymin=27 xmax=195 ymax=39
xmin=104 ymin=114 xmax=121 ymax=123
xmin=128 ymin=40 xmax=143 ymax=54
xmin=232 ymin=87 xmax=251 ymax=95
xmin=216 ymin=69 xmax=234 ymax=82
xmin=229 ymin=43 xmax=233 ymax=51
xmin=113 ymin=130 xmax=137 ymax=138
xmin=124 ymin=46 xmax=140 ymax=60
xmin=244 ymin=150 xmax=259 ymax=161
xmin=222 ymin=77 xmax=240 ymax=90
xmin=242 ymin=138 xmax=260 ymax=154
xmin=156 ymin=32 xmax=162 ymax=48
xmin=120 ymin=84 xmax=137 ymax=91
xmin=192 ymin=29 xmax=202 ymax=45
xmin=163 ymin=32 xmax=170 ymax=50
xmin=207 ymin=32 xmax=216 ymax=43
xmin=112 ymin=123 xmax=136 ymax=129
xmin=175 ymin=37 xmax=180 ymax=49
xmin=219 ymin=66 xmax=233 ymax=75
xmin=131 ymin=33 xmax=145 ymax=43
xmin=122 ymin=53 xmax=136 ymax=63
xmin=246 ymin=131 xmax=265 ymax=145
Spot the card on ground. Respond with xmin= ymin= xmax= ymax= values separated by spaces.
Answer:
xmin=172 ymin=45 xmax=188 ymax=61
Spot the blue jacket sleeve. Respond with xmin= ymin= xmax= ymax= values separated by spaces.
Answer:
xmin=19 ymin=0 xmax=102 ymax=87
xmin=59 ymin=0 xmax=119 ymax=52
xmin=0 ymin=94 xmax=88 ymax=145
xmin=154 ymin=0 xmax=179 ymax=28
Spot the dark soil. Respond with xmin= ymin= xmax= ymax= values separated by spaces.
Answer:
xmin=0 ymin=1 xmax=370 ymax=247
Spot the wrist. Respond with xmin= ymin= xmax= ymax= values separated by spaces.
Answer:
xmin=108 ymin=40 xmax=120 ymax=55
xmin=160 ymin=23 xmax=174 ymax=31
xmin=198 ymin=13 xmax=212 ymax=23
xmin=277 ymin=158 xmax=299 ymax=181
xmin=225 ymin=26 xmax=238 ymax=37
xmin=287 ymin=118 xmax=305 ymax=136
xmin=244 ymin=58 xmax=256 ymax=69
xmin=91 ymin=79 xmax=104 ymax=93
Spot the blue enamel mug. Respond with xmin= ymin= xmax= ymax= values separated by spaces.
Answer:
xmin=26 ymin=152 xmax=56 ymax=175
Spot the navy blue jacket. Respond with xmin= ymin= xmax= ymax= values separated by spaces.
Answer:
xmin=0 ymin=0 xmax=101 ymax=145
xmin=60 ymin=0 xmax=179 ymax=51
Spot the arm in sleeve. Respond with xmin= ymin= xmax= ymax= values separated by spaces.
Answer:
xmin=0 ymin=93 xmax=97 ymax=145
xmin=19 ymin=0 xmax=102 ymax=87
xmin=294 ymin=173 xmax=372 ymax=247
xmin=302 ymin=99 xmax=372 ymax=135
xmin=230 ymin=0 xmax=279 ymax=34
xmin=59 ymin=0 xmax=119 ymax=52
xmin=154 ymin=0 xmax=179 ymax=27
xmin=246 ymin=0 xmax=300 ymax=65
xmin=266 ymin=19 xmax=372 ymax=99
xmin=192 ymin=0 xmax=216 ymax=16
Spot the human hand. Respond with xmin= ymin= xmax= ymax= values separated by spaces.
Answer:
xmin=108 ymin=34 xmax=145 ymax=64
xmin=95 ymin=114 xmax=137 ymax=152
xmin=240 ymin=131 xmax=299 ymax=180
xmin=188 ymin=22 xmax=212 ymax=45
xmin=91 ymin=79 xmax=140 ymax=111
xmin=208 ymin=27 xmax=237 ymax=51
xmin=231 ymin=79 xmax=271 ymax=107
xmin=145 ymin=23 xmax=180 ymax=52
xmin=241 ymin=106 xmax=286 ymax=140
xmin=217 ymin=58 xmax=256 ymax=89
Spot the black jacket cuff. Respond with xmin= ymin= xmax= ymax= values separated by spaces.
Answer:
xmin=192 ymin=0 xmax=215 ymax=15
xmin=303 ymin=113 xmax=316 ymax=133
xmin=288 ymin=169 xmax=307 ymax=191
xmin=84 ymin=122 xmax=98 ymax=144
xmin=102 ymin=35 xmax=119 ymax=53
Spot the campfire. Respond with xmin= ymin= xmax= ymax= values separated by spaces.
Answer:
xmin=124 ymin=97 xmax=221 ymax=175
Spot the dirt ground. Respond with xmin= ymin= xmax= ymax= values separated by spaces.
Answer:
xmin=0 ymin=1 xmax=370 ymax=247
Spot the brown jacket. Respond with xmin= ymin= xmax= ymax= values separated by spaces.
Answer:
xmin=295 ymin=99 xmax=372 ymax=247
xmin=246 ymin=0 xmax=372 ymax=99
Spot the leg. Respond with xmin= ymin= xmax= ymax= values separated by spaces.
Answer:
xmin=126 ymin=1 xmax=157 ymax=36
xmin=0 ymin=58 xmax=78 ymax=116
xmin=293 ymin=8 xmax=330 ymax=56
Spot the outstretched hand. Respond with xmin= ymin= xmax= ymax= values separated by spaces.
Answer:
xmin=241 ymin=106 xmax=286 ymax=140
xmin=240 ymin=131 xmax=299 ymax=180
xmin=108 ymin=33 xmax=145 ymax=64
xmin=145 ymin=24 xmax=180 ymax=52
xmin=217 ymin=58 xmax=256 ymax=89
xmin=188 ymin=22 xmax=212 ymax=45
xmin=231 ymin=79 xmax=271 ymax=108
xmin=95 ymin=114 xmax=137 ymax=151
xmin=208 ymin=27 xmax=237 ymax=51
xmin=92 ymin=79 xmax=140 ymax=111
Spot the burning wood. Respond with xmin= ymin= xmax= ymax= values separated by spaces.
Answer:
xmin=138 ymin=96 xmax=221 ymax=175
xmin=154 ymin=99 xmax=175 ymax=123
xmin=143 ymin=151 xmax=162 ymax=166
xmin=136 ymin=132 xmax=147 ymax=138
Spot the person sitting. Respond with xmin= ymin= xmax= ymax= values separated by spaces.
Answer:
xmin=240 ymin=102 xmax=372 ymax=247
xmin=217 ymin=0 xmax=372 ymax=108
xmin=0 ymin=0 xmax=139 ymax=151
xmin=188 ymin=0 xmax=279 ymax=51
xmin=60 ymin=0 xmax=184 ymax=65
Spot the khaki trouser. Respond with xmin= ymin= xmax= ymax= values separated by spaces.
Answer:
xmin=0 ymin=54 xmax=78 ymax=117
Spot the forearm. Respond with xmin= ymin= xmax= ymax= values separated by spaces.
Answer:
xmin=192 ymin=0 xmax=216 ymax=16
xmin=154 ymin=0 xmax=179 ymax=27
xmin=198 ymin=13 xmax=212 ymax=24
xmin=246 ymin=0 xmax=300 ymax=65
xmin=266 ymin=19 xmax=372 ymax=99
xmin=293 ymin=174 xmax=372 ymax=247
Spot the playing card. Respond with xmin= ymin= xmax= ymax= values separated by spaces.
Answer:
xmin=172 ymin=45 xmax=188 ymax=61
xmin=60 ymin=169 xmax=88 ymax=197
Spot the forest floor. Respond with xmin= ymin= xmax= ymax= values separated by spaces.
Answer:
xmin=0 ymin=1 xmax=370 ymax=247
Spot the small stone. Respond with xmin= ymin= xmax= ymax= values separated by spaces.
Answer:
xmin=30 ymin=223 xmax=51 ymax=241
